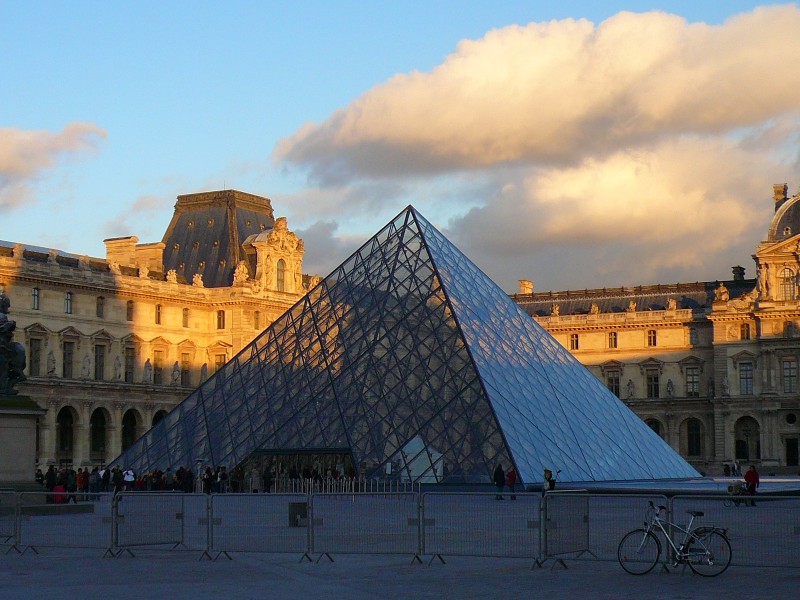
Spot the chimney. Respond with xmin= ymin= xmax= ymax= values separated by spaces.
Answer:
xmin=774 ymin=183 xmax=788 ymax=212
xmin=732 ymin=266 xmax=745 ymax=282
xmin=518 ymin=279 xmax=534 ymax=295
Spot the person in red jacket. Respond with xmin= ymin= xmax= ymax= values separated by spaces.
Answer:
xmin=744 ymin=465 xmax=760 ymax=506
xmin=506 ymin=467 xmax=517 ymax=500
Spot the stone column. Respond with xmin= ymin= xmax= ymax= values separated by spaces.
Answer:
xmin=108 ymin=402 xmax=124 ymax=463
xmin=37 ymin=399 xmax=59 ymax=465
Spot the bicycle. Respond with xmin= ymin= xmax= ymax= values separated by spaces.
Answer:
xmin=617 ymin=501 xmax=732 ymax=576
xmin=723 ymin=482 xmax=748 ymax=507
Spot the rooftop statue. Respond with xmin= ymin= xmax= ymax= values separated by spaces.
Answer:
xmin=0 ymin=292 xmax=27 ymax=395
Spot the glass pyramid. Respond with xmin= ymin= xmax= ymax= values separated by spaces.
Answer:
xmin=112 ymin=207 xmax=699 ymax=484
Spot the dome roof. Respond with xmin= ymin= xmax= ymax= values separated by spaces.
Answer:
xmin=768 ymin=192 xmax=800 ymax=242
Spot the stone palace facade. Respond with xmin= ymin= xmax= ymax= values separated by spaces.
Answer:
xmin=513 ymin=183 xmax=800 ymax=474
xmin=0 ymin=190 xmax=315 ymax=470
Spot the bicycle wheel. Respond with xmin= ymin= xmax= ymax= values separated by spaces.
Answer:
xmin=687 ymin=530 xmax=732 ymax=577
xmin=618 ymin=529 xmax=661 ymax=575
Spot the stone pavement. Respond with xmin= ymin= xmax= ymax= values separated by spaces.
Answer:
xmin=0 ymin=550 xmax=796 ymax=600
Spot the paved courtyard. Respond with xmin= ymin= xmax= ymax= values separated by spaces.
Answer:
xmin=0 ymin=549 xmax=797 ymax=600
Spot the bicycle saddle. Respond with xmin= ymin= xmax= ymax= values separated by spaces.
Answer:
xmin=687 ymin=510 xmax=704 ymax=517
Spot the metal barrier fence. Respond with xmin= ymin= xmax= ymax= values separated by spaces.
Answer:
xmin=670 ymin=494 xmax=800 ymax=568
xmin=1 ymin=490 xmax=798 ymax=569
xmin=275 ymin=478 xmax=421 ymax=495
xmin=208 ymin=493 xmax=310 ymax=560
xmin=311 ymin=493 xmax=420 ymax=561
xmin=422 ymin=492 xmax=540 ymax=563
xmin=14 ymin=492 xmax=115 ymax=554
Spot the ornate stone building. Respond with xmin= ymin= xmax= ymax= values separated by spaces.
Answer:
xmin=0 ymin=190 xmax=315 ymax=470
xmin=513 ymin=183 xmax=800 ymax=474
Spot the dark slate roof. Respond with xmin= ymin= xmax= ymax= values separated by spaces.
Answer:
xmin=161 ymin=190 xmax=275 ymax=288
xmin=512 ymin=279 xmax=756 ymax=317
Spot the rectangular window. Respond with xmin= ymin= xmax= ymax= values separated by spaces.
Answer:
xmin=124 ymin=347 xmax=135 ymax=383
xmin=254 ymin=310 xmax=260 ymax=330
xmin=608 ymin=331 xmax=617 ymax=349
xmin=569 ymin=333 xmax=579 ymax=351
xmin=64 ymin=292 xmax=73 ymax=314
xmin=739 ymin=362 xmax=754 ymax=395
xmin=126 ymin=301 xmax=134 ymax=321
xmin=31 ymin=288 xmax=40 ymax=310
xmin=155 ymin=304 xmax=162 ymax=325
xmin=646 ymin=369 xmax=660 ymax=399
xmin=740 ymin=323 xmax=751 ymax=340
xmin=606 ymin=371 xmax=620 ymax=397
xmin=783 ymin=360 xmax=797 ymax=393
xmin=94 ymin=345 xmax=105 ymax=381
xmin=182 ymin=308 xmax=189 ymax=328
xmin=96 ymin=296 xmax=104 ymax=318
xmin=153 ymin=350 xmax=164 ymax=385
xmin=62 ymin=341 xmax=75 ymax=379
xmin=215 ymin=353 xmax=226 ymax=373
xmin=686 ymin=366 xmax=700 ymax=398
xmin=217 ymin=310 xmax=226 ymax=329
xmin=647 ymin=329 xmax=657 ymax=347
xmin=29 ymin=338 xmax=42 ymax=377
xmin=180 ymin=352 xmax=191 ymax=387
xmin=689 ymin=327 xmax=699 ymax=345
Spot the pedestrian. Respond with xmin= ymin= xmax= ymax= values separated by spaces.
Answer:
xmin=250 ymin=466 xmax=261 ymax=493
xmin=543 ymin=468 xmax=557 ymax=495
xmin=493 ymin=464 xmax=505 ymax=500
xmin=723 ymin=464 xmax=731 ymax=477
xmin=506 ymin=466 xmax=517 ymax=500
xmin=744 ymin=465 xmax=759 ymax=506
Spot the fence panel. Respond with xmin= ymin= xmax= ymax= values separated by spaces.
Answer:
xmin=0 ymin=491 xmax=16 ymax=544
xmin=116 ymin=492 xmax=207 ymax=551
xmin=422 ymin=492 xmax=540 ymax=559
xmin=209 ymin=493 xmax=310 ymax=555
xmin=16 ymin=491 xmax=115 ymax=551
xmin=671 ymin=494 xmax=800 ymax=568
xmin=311 ymin=493 xmax=419 ymax=556
xmin=543 ymin=492 xmax=589 ymax=558
xmin=563 ymin=493 xmax=670 ymax=561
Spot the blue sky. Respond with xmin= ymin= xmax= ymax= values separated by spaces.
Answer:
xmin=2 ymin=2 xmax=799 ymax=292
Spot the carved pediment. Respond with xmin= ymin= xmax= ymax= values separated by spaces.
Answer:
xmin=120 ymin=333 xmax=145 ymax=345
xmin=24 ymin=323 xmax=50 ymax=337
xmin=730 ymin=350 xmax=758 ymax=369
xmin=678 ymin=355 xmax=704 ymax=374
xmin=90 ymin=329 xmax=114 ymax=344
xmin=58 ymin=326 xmax=83 ymax=340
xmin=638 ymin=357 xmax=664 ymax=374
xmin=599 ymin=360 xmax=624 ymax=375
xmin=177 ymin=338 xmax=198 ymax=350
xmin=149 ymin=336 xmax=170 ymax=347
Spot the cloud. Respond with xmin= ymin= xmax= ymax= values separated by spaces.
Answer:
xmin=0 ymin=123 xmax=106 ymax=209
xmin=275 ymin=5 xmax=800 ymax=181
xmin=273 ymin=5 xmax=800 ymax=291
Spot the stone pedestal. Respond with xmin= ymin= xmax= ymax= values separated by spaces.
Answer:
xmin=0 ymin=395 xmax=46 ymax=486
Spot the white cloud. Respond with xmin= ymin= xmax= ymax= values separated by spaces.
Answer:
xmin=0 ymin=123 xmax=106 ymax=209
xmin=273 ymin=6 xmax=800 ymax=291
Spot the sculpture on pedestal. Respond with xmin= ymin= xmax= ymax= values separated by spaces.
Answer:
xmin=0 ymin=292 xmax=27 ymax=395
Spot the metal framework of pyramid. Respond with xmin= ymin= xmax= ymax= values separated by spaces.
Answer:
xmin=113 ymin=207 xmax=699 ymax=484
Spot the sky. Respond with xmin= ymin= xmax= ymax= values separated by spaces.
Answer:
xmin=3 ymin=1 xmax=800 ymax=293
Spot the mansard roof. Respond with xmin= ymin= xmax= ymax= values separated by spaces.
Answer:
xmin=513 ymin=279 xmax=756 ymax=318
xmin=161 ymin=190 xmax=275 ymax=289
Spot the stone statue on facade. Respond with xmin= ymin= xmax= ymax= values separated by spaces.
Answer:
xmin=192 ymin=273 xmax=204 ymax=288
xmin=0 ymin=292 xmax=27 ymax=395
xmin=46 ymin=351 xmax=56 ymax=376
xmin=81 ymin=353 xmax=90 ymax=379
xmin=721 ymin=376 xmax=729 ymax=396
xmin=626 ymin=379 xmax=635 ymax=399
xmin=666 ymin=298 xmax=677 ymax=310
xmin=589 ymin=303 xmax=600 ymax=315
xmin=551 ymin=304 xmax=560 ymax=317
xmin=233 ymin=261 xmax=249 ymax=284
xmin=114 ymin=355 xmax=122 ymax=380
xmin=171 ymin=361 xmax=181 ymax=385
xmin=714 ymin=283 xmax=730 ymax=302
xmin=758 ymin=264 xmax=770 ymax=299
xmin=166 ymin=269 xmax=178 ymax=283
xmin=665 ymin=379 xmax=674 ymax=398
xmin=143 ymin=358 xmax=153 ymax=384
xmin=139 ymin=265 xmax=149 ymax=279
xmin=627 ymin=301 xmax=637 ymax=313
xmin=200 ymin=363 xmax=208 ymax=381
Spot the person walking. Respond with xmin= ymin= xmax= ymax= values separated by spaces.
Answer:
xmin=506 ymin=466 xmax=517 ymax=500
xmin=493 ymin=464 xmax=505 ymax=500
xmin=744 ymin=465 xmax=760 ymax=506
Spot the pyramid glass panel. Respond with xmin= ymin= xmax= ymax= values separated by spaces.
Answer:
xmin=112 ymin=207 xmax=699 ymax=484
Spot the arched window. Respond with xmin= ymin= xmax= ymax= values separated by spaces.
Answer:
xmin=126 ymin=300 xmax=134 ymax=321
xmin=152 ymin=410 xmax=168 ymax=427
xmin=645 ymin=418 xmax=663 ymax=439
xmin=276 ymin=259 xmax=286 ymax=291
xmin=734 ymin=416 xmax=761 ymax=461
xmin=781 ymin=267 xmax=796 ymax=300
xmin=90 ymin=410 xmax=106 ymax=456
xmin=121 ymin=410 xmax=138 ymax=452
xmin=56 ymin=407 xmax=75 ymax=463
